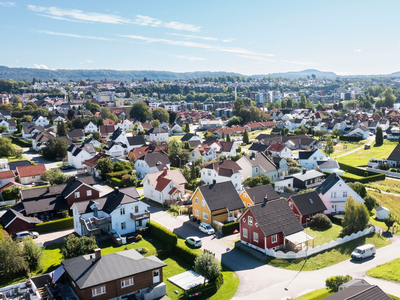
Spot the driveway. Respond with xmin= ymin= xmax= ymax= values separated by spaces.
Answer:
xmin=147 ymin=204 xmax=400 ymax=299
xmin=35 ymin=228 xmax=74 ymax=247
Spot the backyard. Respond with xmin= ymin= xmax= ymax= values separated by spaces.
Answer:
xmin=335 ymin=140 xmax=397 ymax=167
xmin=330 ymin=141 xmax=366 ymax=158
xmin=306 ymin=224 xmax=343 ymax=246
xmin=367 ymin=179 xmax=400 ymax=195
xmin=367 ymin=190 xmax=400 ymax=220
xmin=367 ymin=257 xmax=400 ymax=284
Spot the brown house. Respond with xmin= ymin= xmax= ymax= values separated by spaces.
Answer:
xmin=0 ymin=208 xmax=42 ymax=235
xmin=62 ymin=248 xmax=166 ymax=300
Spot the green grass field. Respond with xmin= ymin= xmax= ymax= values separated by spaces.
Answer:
xmin=368 ymin=190 xmax=400 ymax=220
xmin=367 ymin=179 xmax=400 ymax=195
xmin=331 ymin=141 xmax=366 ymax=158
xmin=367 ymin=257 xmax=400 ymax=283
xmin=292 ymin=288 xmax=400 ymax=300
xmin=336 ymin=140 xmax=397 ymax=166
xmin=306 ymin=224 xmax=343 ymax=246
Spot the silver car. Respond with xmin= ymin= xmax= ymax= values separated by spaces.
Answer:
xmin=199 ymin=222 xmax=215 ymax=235
xmin=186 ymin=236 xmax=202 ymax=248
xmin=16 ymin=231 xmax=39 ymax=241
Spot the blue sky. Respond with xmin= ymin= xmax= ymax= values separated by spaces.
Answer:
xmin=1 ymin=0 xmax=399 ymax=75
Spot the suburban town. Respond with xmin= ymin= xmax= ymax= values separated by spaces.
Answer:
xmin=1 ymin=2 xmax=400 ymax=300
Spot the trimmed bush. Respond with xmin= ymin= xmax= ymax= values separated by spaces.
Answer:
xmin=35 ymin=217 xmax=73 ymax=233
xmin=148 ymin=221 xmax=178 ymax=246
xmin=10 ymin=134 xmax=32 ymax=147
xmin=311 ymin=214 xmax=332 ymax=229
xmin=183 ymin=273 xmax=224 ymax=299
xmin=105 ymin=170 xmax=131 ymax=180
xmin=221 ymin=222 xmax=240 ymax=236
xmin=328 ymin=214 xmax=344 ymax=226
xmin=110 ymin=177 xmax=121 ymax=187
xmin=174 ymin=243 xmax=200 ymax=266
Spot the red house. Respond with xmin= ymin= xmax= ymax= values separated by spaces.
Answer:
xmin=238 ymin=199 xmax=305 ymax=253
xmin=286 ymin=191 xmax=327 ymax=225
xmin=0 ymin=208 xmax=42 ymax=235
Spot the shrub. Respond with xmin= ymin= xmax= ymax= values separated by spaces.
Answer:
xmin=363 ymin=195 xmax=377 ymax=212
xmin=110 ymin=177 xmax=121 ymax=187
xmin=329 ymin=214 xmax=344 ymax=226
xmin=35 ymin=217 xmax=73 ymax=233
xmin=138 ymin=247 xmax=148 ymax=254
xmin=174 ymin=243 xmax=200 ymax=266
xmin=61 ymin=234 xmax=98 ymax=259
xmin=148 ymin=221 xmax=178 ymax=246
xmin=106 ymin=170 xmax=131 ymax=180
xmin=325 ymin=275 xmax=352 ymax=292
xmin=221 ymin=222 xmax=240 ymax=236
xmin=311 ymin=214 xmax=332 ymax=229
xmin=136 ymin=234 xmax=142 ymax=241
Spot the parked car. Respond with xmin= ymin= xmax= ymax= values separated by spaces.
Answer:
xmin=199 ymin=222 xmax=215 ymax=235
xmin=16 ymin=231 xmax=39 ymax=241
xmin=186 ymin=236 xmax=202 ymax=248
xmin=351 ymin=244 xmax=376 ymax=260
xmin=35 ymin=180 xmax=49 ymax=186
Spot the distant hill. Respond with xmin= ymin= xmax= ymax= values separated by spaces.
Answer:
xmin=0 ymin=66 xmax=242 ymax=82
xmin=253 ymin=69 xmax=338 ymax=79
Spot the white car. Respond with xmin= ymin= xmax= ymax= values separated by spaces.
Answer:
xmin=16 ymin=231 xmax=39 ymax=241
xmin=186 ymin=236 xmax=202 ymax=248
xmin=199 ymin=222 xmax=215 ymax=235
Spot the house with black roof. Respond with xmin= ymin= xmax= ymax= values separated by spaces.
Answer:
xmin=238 ymin=198 xmax=311 ymax=253
xmin=298 ymin=148 xmax=328 ymax=170
xmin=8 ymin=160 xmax=33 ymax=171
xmin=62 ymin=248 xmax=166 ymax=300
xmin=67 ymin=128 xmax=85 ymax=142
xmin=387 ymin=143 xmax=400 ymax=167
xmin=103 ymin=141 xmax=128 ymax=157
xmin=285 ymin=169 xmax=326 ymax=190
xmin=135 ymin=152 xmax=171 ymax=179
xmin=324 ymin=279 xmax=392 ymax=300
xmin=67 ymin=143 xmax=96 ymax=169
xmin=0 ymin=208 xmax=42 ymax=235
xmin=145 ymin=127 xmax=169 ymax=143
xmin=126 ymin=135 xmax=146 ymax=151
xmin=286 ymin=191 xmax=327 ymax=225
xmin=239 ymin=184 xmax=279 ymax=208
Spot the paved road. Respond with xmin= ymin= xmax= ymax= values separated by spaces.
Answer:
xmin=35 ymin=228 xmax=74 ymax=247
xmin=148 ymin=205 xmax=400 ymax=299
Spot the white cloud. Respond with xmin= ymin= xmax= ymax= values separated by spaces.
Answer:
xmin=0 ymin=2 xmax=16 ymax=7
xmin=354 ymin=49 xmax=362 ymax=52
xmin=280 ymin=60 xmax=315 ymax=65
xmin=15 ymin=59 xmax=19 ymax=62
xmin=86 ymin=60 xmax=94 ymax=63
xmin=222 ymin=38 xmax=235 ymax=43
xmin=117 ymin=34 xmax=275 ymax=57
xmin=33 ymin=64 xmax=50 ymax=69
xmin=237 ymin=55 xmax=275 ymax=63
xmin=173 ymin=55 xmax=205 ymax=61
xmin=28 ymin=5 xmax=201 ymax=32
xmin=35 ymin=30 xmax=115 ymax=41
xmin=167 ymin=33 xmax=218 ymax=41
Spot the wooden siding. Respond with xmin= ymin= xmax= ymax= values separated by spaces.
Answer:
xmin=65 ymin=185 xmax=100 ymax=207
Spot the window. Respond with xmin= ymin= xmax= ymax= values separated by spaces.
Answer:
xmin=121 ymin=277 xmax=134 ymax=288
xmin=135 ymin=205 xmax=139 ymax=213
xmin=203 ymin=212 xmax=208 ymax=220
xmin=195 ymin=210 xmax=199 ymax=216
xmin=75 ymin=192 xmax=80 ymax=198
xmin=243 ymin=228 xmax=248 ymax=238
xmin=289 ymin=202 xmax=293 ymax=209
xmin=248 ymin=216 xmax=253 ymax=226
xmin=343 ymin=191 xmax=347 ymax=197
xmin=153 ymin=269 xmax=160 ymax=283
xmin=253 ymin=232 xmax=259 ymax=243
xmin=195 ymin=197 xmax=199 ymax=204
xmin=201 ymin=200 xmax=205 ymax=207
xmin=120 ymin=207 xmax=125 ymax=215
xmin=92 ymin=286 xmax=106 ymax=297
xmin=271 ymin=234 xmax=277 ymax=243
xmin=87 ymin=190 xmax=92 ymax=197
xmin=121 ymin=222 xmax=126 ymax=230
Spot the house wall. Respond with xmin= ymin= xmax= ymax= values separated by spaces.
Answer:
xmin=68 ymin=150 xmax=94 ymax=169
xmin=239 ymin=209 xmax=265 ymax=250
xmin=287 ymin=198 xmax=301 ymax=223
xmin=109 ymin=202 xmax=149 ymax=235
xmin=107 ymin=145 xmax=126 ymax=157
xmin=20 ymin=175 xmax=42 ymax=185
xmin=191 ymin=189 xmax=212 ymax=225
xmin=0 ymin=177 xmax=15 ymax=188
xmin=239 ymin=191 xmax=254 ymax=208
xmin=67 ymin=268 xmax=163 ymax=300
xmin=65 ymin=185 xmax=100 ymax=207
xmin=211 ymin=208 xmax=228 ymax=224
xmin=5 ymin=217 xmax=38 ymax=235
xmin=200 ymin=169 xmax=242 ymax=191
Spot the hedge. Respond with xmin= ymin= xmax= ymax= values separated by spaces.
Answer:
xmin=339 ymin=135 xmax=364 ymax=142
xmin=338 ymin=163 xmax=381 ymax=177
xmin=106 ymin=170 xmax=131 ymax=180
xmin=338 ymin=173 xmax=385 ymax=184
xmin=174 ymin=243 xmax=200 ymax=266
xmin=10 ymin=135 xmax=32 ymax=147
xmin=183 ymin=273 xmax=223 ymax=299
xmin=221 ymin=222 xmax=240 ymax=236
xmin=148 ymin=220 xmax=178 ymax=246
xmin=35 ymin=217 xmax=74 ymax=233
xmin=110 ymin=177 xmax=121 ymax=187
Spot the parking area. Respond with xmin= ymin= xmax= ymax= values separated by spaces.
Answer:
xmin=35 ymin=228 xmax=74 ymax=247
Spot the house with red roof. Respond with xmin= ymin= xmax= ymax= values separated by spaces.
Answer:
xmin=16 ymin=164 xmax=46 ymax=185
xmin=82 ymin=152 xmax=111 ymax=178
xmin=143 ymin=168 xmax=187 ymax=205
xmin=99 ymin=124 xmax=115 ymax=137
xmin=267 ymin=144 xmax=292 ymax=159
xmin=0 ymin=170 xmax=16 ymax=189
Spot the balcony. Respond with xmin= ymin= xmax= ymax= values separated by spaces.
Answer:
xmin=93 ymin=216 xmax=111 ymax=226
xmin=131 ymin=210 xmax=150 ymax=221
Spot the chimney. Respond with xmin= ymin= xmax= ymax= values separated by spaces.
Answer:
xmin=264 ymin=196 xmax=268 ymax=203
xmin=212 ymin=179 xmax=216 ymax=185
xmin=302 ymin=169 xmax=307 ymax=175
xmin=46 ymin=186 xmax=50 ymax=192
xmin=250 ymin=152 xmax=255 ymax=160
xmin=162 ymin=167 xmax=168 ymax=176
xmin=94 ymin=248 xmax=101 ymax=260
xmin=114 ymin=187 xmax=119 ymax=194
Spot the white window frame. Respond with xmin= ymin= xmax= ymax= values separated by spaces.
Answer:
xmin=75 ymin=192 xmax=80 ymax=198
xmin=195 ymin=197 xmax=199 ymax=204
xmin=121 ymin=277 xmax=134 ymax=288
xmin=121 ymin=222 xmax=126 ymax=230
xmin=253 ymin=232 xmax=259 ymax=243
xmin=271 ymin=234 xmax=277 ymax=243
xmin=243 ymin=228 xmax=248 ymax=238
xmin=248 ymin=216 xmax=253 ymax=226
xmin=120 ymin=207 xmax=125 ymax=215
xmin=195 ymin=210 xmax=199 ymax=216
xmin=203 ymin=212 xmax=208 ymax=220
xmin=201 ymin=200 xmax=206 ymax=207
xmin=92 ymin=286 xmax=106 ymax=297
xmin=87 ymin=189 xmax=92 ymax=197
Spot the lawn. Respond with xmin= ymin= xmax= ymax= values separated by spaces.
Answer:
xmin=264 ymin=233 xmax=390 ymax=271
xmin=335 ymin=140 xmax=398 ymax=167
xmin=367 ymin=190 xmax=400 ymax=220
xmin=367 ymin=179 xmax=400 ymax=195
xmin=367 ymin=257 xmax=400 ymax=283
xmin=170 ymin=135 xmax=183 ymax=141
xmin=6 ymin=155 xmax=28 ymax=162
xmin=292 ymin=288 xmax=400 ymax=300
xmin=306 ymin=224 xmax=343 ymax=246
xmin=331 ymin=141 xmax=366 ymax=158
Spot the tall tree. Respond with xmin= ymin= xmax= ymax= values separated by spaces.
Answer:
xmin=375 ymin=127 xmax=383 ymax=146
xmin=61 ymin=234 xmax=98 ymax=259
xmin=0 ymin=238 xmax=27 ymax=276
xmin=342 ymin=196 xmax=369 ymax=235
xmin=184 ymin=122 xmax=190 ymax=133
xmin=130 ymin=101 xmax=152 ymax=122
xmin=152 ymin=107 xmax=169 ymax=123
xmin=383 ymin=87 xmax=396 ymax=108
xmin=243 ymin=130 xmax=249 ymax=144
xmin=324 ymin=137 xmax=335 ymax=156
xmin=194 ymin=252 xmax=221 ymax=285
xmin=41 ymin=138 xmax=68 ymax=161
xmin=22 ymin=237 xmax=43 ymax=272
xmin=96 ymin=158 xmax=113 ymax=180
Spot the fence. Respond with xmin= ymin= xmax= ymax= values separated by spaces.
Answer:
xmin=263 ymin=226 xmax=375 ymax=259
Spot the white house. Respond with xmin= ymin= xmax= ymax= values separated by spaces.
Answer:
xmin=266 ymin=144 xmax=292 ymax=159
xmin=115 ymin=119 xmax=134 ymax=131
xmin=135 ymin=152 xmax=171 ymax=179
xmin=72 ymin=187 xmax=150 ymax=237
xmin=126 ymin=136 xmax=146 ymax=152
xmin=0 ymin=170 xmax=16 ymax=189
xmin=32 ymin=131 xmax=55 ymax=152
xmin=317 ymin=159 xmax=343 ymax=175
xmin=345 ymin=126 xmax=370 ymax=139
xmin=145 ymin=127 xmax=169 ymax=143
xmin=298 ymin=149 xmax=329 ymax=170
xmin=316 ymin=173 xmax=364 ymax=214
xmin=16 ymin=164 xmax=46 ymax=185
xmin=84 ymin=121 xmax=98 ymax=133
xmin=375 ymin=206 xmax=390 ymax=220
xmin=110 ymin=128 xmax=130 ymax=146
xmin=143 ymin=168 xmax=187 ymax=205
xmin=22 ymin=124 xmax=43 ymax=139
xmin=201 ymin=160 xmax=243 ymax=191
xmin=34 ymin=116 xmax=49 ymax=127
xmin=169 ymin=123 xmax=183 ymax=134
xmin=103 ymin=141 xmax=128 ymax=157
xmin=0 ymin=119 xmax=16 ymax=133
xmin=67 ymin=143 xmax=96 ymax=169
xmin=181 ymin=133 xmax=204 ymax=144
xmin=189 ymin=145 xmax=215 ymax=163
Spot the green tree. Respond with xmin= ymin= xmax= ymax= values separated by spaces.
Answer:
xmin=113 ymin=160 xmax=133 ymax=172
xmin=151 ymin=119 xmax=161 ymax=128
xmin=342 ymin=196 xmax=369 ymax=235
xmin=96 ymin=158 xmax=113 ymax=180
xmin=288 ymin=167 xmax=301 ymax=174
xmin=226 ymin=116 xmax=242 ymax=127
xmin=168 ymin=140 xmax=190 ymax=168
xmin=384 ymin=214 xmax=396 ymax=231
xmin=0 ymin=238 xmax=27 ymax=276
xmin=41 ymin=138 xmax=69 ymax=161
xmin=226 ymin=134 xmax=231 ymax=142
xmin=332 ymin=128 xmax=341 ymax=138
xmin=348 ymin=182 xmax=367 ymax=198
xmin=61 ymin=234 xmax=98 ymax=260
xmin=152 ymin=107 xmax=170 ymax=123
xmin=1 ymin=186 xmax=21 ymax=201
xmin=101 ymin=107 xmax=118 ymax=122
xmin=383 ymin=87 xmax=396 ymax=108
xmin=325 ymin=275 xmax=352 ymax=292
xmin=243 ymin=130 xmax=249 ymax=144
xmin=249 ymin=106 xmax=262 ymax=122
xmin=72 ymin=117 xmax=85 ymax=129
xmin=130 ymin=101 xmax=152 ymax=122
xmin=314 ymin=130 xmax=327 ymax=140
xmin=0 ymin=126 xmax=7 ymax=133
xmin=120 ymin=173 xmax=137 ymax=187
xmin=375 ymin=127 xmax=383 ymax=146
xmin=363 ymin=195 xmax=377 ymax=212
xmin=57 ymin=122 xmax=67 ymax=136
xmin=0 ymin=137 xmax=23 ymax=157
xmin=41 ymin=168 xmax=70 ymax=185
xmin=243 ymin=174 xmax=271 ymax=187
xmin=233 ymin=97 xmax=245 ymax=116
xmin=324 ymin=137 xmax=335 ymax=156
xmin=22 ymin=237 xmax=43 ymax=272
xmin=194 ymin=252 xmax=221 ymax=285
xmin=184 ymin=122 xmax=190 ymax=133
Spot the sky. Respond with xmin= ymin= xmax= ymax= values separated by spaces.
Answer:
xmin=1 ymin=0 xmax=400 ymax=76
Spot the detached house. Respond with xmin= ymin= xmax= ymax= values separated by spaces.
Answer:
xmin=84 ymin=121 xmax=98 ymax=133
xmin=266 ymin=144 xmax=292 ymax=159
xmin=32 ymin=131 xmax=55 ymax=152
xmin=103 ymin=141 xmax=127 ymax=157
xmin=239 ymin=184 xmax=279 ymax=208
xmin=135 ymin=152 xmax=171 ymax=179
xmin=387 ymin=144 xmax=400 ymax=168
xmin=201 ymin=160 xmax=242 ymax=191
xmin=0 ymin=208 xmax=42 ymax=235
xmin=287 ymin=191 xmax=327 ymax=225
xmin=0 ymin=118 xmax=16 ymax=133
xmin=316 ymin=173 xmax=364 ymax=214
xmin=0 ymin=170 xmax=16 ymax=189
xmin=68 ymin=143 xmax=96 ymax=169
xmin=145 ymin=127 xmax=169 ymax=143
xmin=16 ymin=164 xmax=46 ymax=185
xmin=127 ymin=136 xmax=146 ymax=152
xmin=191 ymin=181 xmax=244 ymax=226
xmin=99 ymin=125 xmax=115 ymax=138
xmin=22 ymin=123 xmax=44 ymax=139
xmin=298 ymin=148 xmax=328 ymax=170
xmin=68 ymin=129 xmax=85 ymax=142
xmin=82 ymin=152 xmax=111 ymax=178
xmin=34 ymin=116 xmax=49 ymax=127
xmin=143 ymin=168 xmax=187 ymax=205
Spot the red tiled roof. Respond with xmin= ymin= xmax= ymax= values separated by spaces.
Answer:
xmin=103 ymin=118 xmax=115 ymax=126
xmin=0 ymin=170 xmax=15 ymax=180
xmin=267 ymin=144 xmax=286 ymax=152
xmin=99 ymin=125 xmax=115 ymax=135
xmin=16 ymin=164 xmax=46 ymax=178
xmin=82 ymin=153 xmax=110 ymax=167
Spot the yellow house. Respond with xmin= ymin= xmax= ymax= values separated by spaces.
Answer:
xmin=191 ymin=181 xmax=244 ymax=226
xmin=239 ymin=184 xmax=280 ymax=208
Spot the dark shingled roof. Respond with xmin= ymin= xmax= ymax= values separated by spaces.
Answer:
xmin=198 ymin=181 xmax=244 ymax=212
xmin=241 ymin=152 xmax=278 ymax=174
xmin=203 ymin=160 xmax=241 ymax=177
xmin=248 ymin=143 xmax=269 ymax=153
xmin=68 ymin=128 xmax=84 ymax=138
xmin=288 ymin=191 xmax=327 ymax=216
xmin=137 ymin=152 xmax=171 ymax=169
xmin=23 ymin=196 xmax=68 ymax=215
xmin=67 ymin=143 xmax=96 ymax=157
xmin=181 ymin=133 xmax=195 ymax=142
xmin=248 ymin=199 xmax=303 ymax=237
xmin=324 ymin=285 xmax=392 ymax=300
xmin=127 ymin=135 xmax=146 ymax=147
xmin=317 ymin=159 xmax=339 ymax=169
xmin=62 ymin=249 xmax=166 ymax=289
xmin=244 ymin=184 xmax=279 ymax=205
xmin=298 ymin=148 xmax=318 ymax=160
xmin=387 ymin=143 xmax=400 ymax=162
xmin=146 ymin=127 xmax=168 ymax=134
xmin=8 ymin=160 xmax=33 ymax=171
xmin=315 ymin=172 xmax=341 ymax=195
xmin=0 ymin=208 xmax=42 ymax=228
